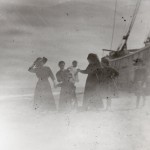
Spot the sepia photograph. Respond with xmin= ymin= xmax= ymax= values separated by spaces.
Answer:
xmin=0 ymin=0 xmax=150 ymax=150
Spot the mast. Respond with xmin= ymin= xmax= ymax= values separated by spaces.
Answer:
xmin=117 ymin=0 xmax=142 ymax=52
xmin=110 ymin=0 xmax=118 ymax=50
xmin=103 ymin=0 xmax=142 ymax=58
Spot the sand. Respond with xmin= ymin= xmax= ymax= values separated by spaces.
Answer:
xmin=0 ymin=93 xmax=150 ymax=150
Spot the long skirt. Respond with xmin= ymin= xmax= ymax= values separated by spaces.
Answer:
xmin=134 ymin=81 xmax=145 ymax=97
xmin=83 ymin=84 xmax=103 ymax=110
xmin=34 ymin=79 xmax=56 ymax=110
xmin=59 ymin=83 xmax=75 ymax=111
xmin=100 ymin=81 xmax=117 ymax=99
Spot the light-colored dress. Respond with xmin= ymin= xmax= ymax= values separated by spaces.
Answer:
xmin=30 ymin=66 xmax=56 ymax=110
xmin=68 ymin=66 xmax=79 ymax=82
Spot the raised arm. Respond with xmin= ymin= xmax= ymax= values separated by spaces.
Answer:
xmin=28 ymin=64 xmax=37 ymax=73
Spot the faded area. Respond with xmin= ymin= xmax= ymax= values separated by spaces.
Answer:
xmin=0 ymin=94 xmax=150 ymax=150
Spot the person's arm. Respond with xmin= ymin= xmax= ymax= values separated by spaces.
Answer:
xmin=48 ymin=67 xmax=55 ymax=81
xmin=75 ymin=71 xmax=79 ymax=82
xmin=56 ymin=72 xmax=62 ymax=82
xmin=48 ymin=67 xmax=57 ymax=88
xmin=79 ymin=69 xmax=88 ymax=74
xmin=28 ymin=64 xmax=36 ymax=73
xmin=78 ymin=65 xmax=92 ymax=74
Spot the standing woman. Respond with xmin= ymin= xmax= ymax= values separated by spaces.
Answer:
xmin=56 ymin=61 xmax=75 ymax=112
xmin=133 ymin=58 xmax=147 ymax=108
xmin=28 ymin=57 xmax=56 ymax=111
xmin=100 ymin=57 xmax=119 ymax=110
xmin=78 ymin=53 xmax=103 ymax=110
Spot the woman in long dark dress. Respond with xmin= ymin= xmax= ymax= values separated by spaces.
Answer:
xmin=78 ymin=53 xmax=103 ymax=110
xmin=28 ymin=57 xmax=56 ymax=111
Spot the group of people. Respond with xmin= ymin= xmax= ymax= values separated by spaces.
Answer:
xmin=28 ymin=53 xmax=148 ymax=112
xmin=28 ymin=57 xmax=80 ymax=111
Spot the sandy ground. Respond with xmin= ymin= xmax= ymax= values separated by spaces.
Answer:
xmin=0 ymin=93 xmax=150 ymax=150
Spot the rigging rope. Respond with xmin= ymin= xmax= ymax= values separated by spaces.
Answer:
xmin=110 ymin=0 xmax=118 ymax=50
xmin=117 ymin=0 xmax=142 ymax=51
xmin=118 ymin=3 xmax=134 ymax=49
xmin=126 ymin=0 xmax=142 ymax=37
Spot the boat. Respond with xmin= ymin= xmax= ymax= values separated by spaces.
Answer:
xmin=102 ymin=0 xmax=150 ymax=92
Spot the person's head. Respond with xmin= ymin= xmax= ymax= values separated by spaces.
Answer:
xmin=72 ymin=60 xmax=78 ymax=67
xmin=101 ymin=57 xmax=109 ymax=67
xmin=58 ymin=61 xmax=65 ymax=70
xmin=133 ymin=58 xmax=144 ymax=68
xmin=34 ymin=57 xmax=47 ymax=67
xmin=87 ymin=53 xmax=100 ymax=65
xmin=42 ymin=57 xmax=47 ymax=64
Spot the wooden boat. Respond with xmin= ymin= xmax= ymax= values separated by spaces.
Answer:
xmin=103 ymin=0 xmax=150 ymax=92
xmin=108 ymin=43 xmax=150 ymax=92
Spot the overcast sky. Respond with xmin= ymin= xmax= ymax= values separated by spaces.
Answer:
xmin=0 ymin=0 xmax=150 ymax=95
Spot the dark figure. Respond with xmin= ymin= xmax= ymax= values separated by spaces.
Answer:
xmin=100 ymin=57 xmax=119 ymax=110
xmin=133 ymin=59 xmax=147 ymax=108
xmin=28 ymin=57 xmax=56 ymax=111
xmin=78 ymin=53 xmax=103 ymax=111
xmin=56 ymin=61 xmax=75 ymax=112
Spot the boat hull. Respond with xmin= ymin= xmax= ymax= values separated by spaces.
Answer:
xmin=108 ymin=45 xmax=150 ymax=93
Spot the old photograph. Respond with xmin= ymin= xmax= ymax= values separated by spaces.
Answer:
xmin=0 ymin=0 xmax=150 ymax=150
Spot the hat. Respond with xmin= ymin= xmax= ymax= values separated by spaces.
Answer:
xmin=34 ymin=57 xmax=47 ymax=65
